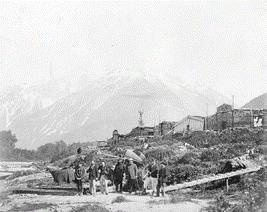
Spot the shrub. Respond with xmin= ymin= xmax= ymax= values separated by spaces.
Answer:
xmin=202 ymin=167 xmax=267 ymax=212
xmin=225 ymin=144 xmax=246 ymax=159
xmin=145 ymin=147 xmax=173 ymax=161
xmin=202 ymin=193 xmax=232 ymax=212
xmin=169 ymin=164 xmax=203 ymax=183
xmin=181 ymin=131 xmax=220 ymax=148
xmin=201 ymin=149 xmax=222 ymax=162
xmin=70 ymin=204 xmax=110 ymax=212
xmin=169 ymin=192 xmax=191 ymax=203
xmin=9 ymin=203 xmax=56 ymax=212
xmin=238 ymin=168 xmax=267 ymax=212
xmin=111 ymin=195 xmax=130 ymax=204
xmin=178 ymin=151 xmax=201 ymax=165
xmin=256 ymin=145 xmax=267 ymax=155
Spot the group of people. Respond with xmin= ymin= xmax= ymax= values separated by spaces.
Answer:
xmin=72 ymin=148 xmax=110 ymax=196
xmin=142 ymin=159 xmax=168 ymax=197
xmin=72 ymin=148 xmax=168 ymax=197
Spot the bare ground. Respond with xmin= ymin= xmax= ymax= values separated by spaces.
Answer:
xmin=0 ymin=172 xmax=209 ymax=212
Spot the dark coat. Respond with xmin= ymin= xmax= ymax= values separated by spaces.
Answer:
xmin=98 ymin=165 xmax=108 ymax=178
xmin=113 ymin=162 xmax=125 ymax=180
xmin=149 ymin=164 xmax=159 ymax=178
xmin=158 ymin=166 xmax=167 ymax=183
xmin=74 ymin=166 xmax=85 ymax=181
xmin=87 ymin=165 xmax=98 ymax=180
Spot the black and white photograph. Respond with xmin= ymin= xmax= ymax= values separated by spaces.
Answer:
xmin=0 ymin=1 xmax=266 ymax=211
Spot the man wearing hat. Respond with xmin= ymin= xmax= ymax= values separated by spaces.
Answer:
xmin=74 ymin=163 xmax=85 ymax=196
xmin=156 ymin=161 xmax=167 ymax=197
xmin=126 ymin=158 xmax=138 ymax=194
xmin=98 ymin=161 xmax=109 ymax=195
xmin=113 ymin=158 xmax=125 ymax=193
xmin=72 ymin=147 xmax=85 ymax=196
xmin=87 ymin=160 xmax=98 ymax=196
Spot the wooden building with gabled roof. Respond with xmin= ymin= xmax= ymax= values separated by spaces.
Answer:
xmin=174 ymin=115 xmax=205 ymax=133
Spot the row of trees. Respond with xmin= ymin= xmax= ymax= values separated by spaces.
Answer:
xmin=0 ymin=130 xmax=94 ymax=162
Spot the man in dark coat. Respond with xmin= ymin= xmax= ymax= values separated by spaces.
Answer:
xmin=156 ymin=162 xmax=167 ymax=197
xmin=113 ymin=158 xmax=125 ymax=193
xmin=73 ymin=148 xmax=86 ymax=196
xmin=74 ymin=163 xmax=85 ymax=196
xmin=87 ymin=160 xmax=98 ymax=196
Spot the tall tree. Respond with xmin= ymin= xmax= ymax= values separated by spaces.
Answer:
xmin=0 ymin=130 xmax=18 ymax=159
xmin=37 ymin=143 xmax=56 ymax=160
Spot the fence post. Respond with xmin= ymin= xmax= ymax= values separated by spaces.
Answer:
xmin=226 ymin=178 xmax=229 ymax=192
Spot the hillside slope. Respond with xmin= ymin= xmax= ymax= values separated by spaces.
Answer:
xmin=242 ymin=92 xmax=267 ymax=109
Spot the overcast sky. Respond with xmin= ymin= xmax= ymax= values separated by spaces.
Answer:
xmin=0 ymin=1 xmax=266 ymax=106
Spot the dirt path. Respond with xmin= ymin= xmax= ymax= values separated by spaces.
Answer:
xmin=0 ymin=191 xmax=209 ymax=212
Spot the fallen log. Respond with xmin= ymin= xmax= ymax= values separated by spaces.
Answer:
xmin=12 ymin=188 xmax=76 ymax=196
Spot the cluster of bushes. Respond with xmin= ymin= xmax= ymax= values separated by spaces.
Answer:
xmin=70 ymin=204 xmax=110 ymax=212
xmin=0 ymin=130 xmax=98 ymax=162
xmin=144 ymin=146 xmax=174 ymax=161
xmin=167 ymin=164 xmax=201 ymax=183
xmin=202 ymin=167 xmax=267 ymax=212
xmin=256 ymin=145 xmax=267 ymax=155
xmin=182 ymin=128 xmax=267 ymax=150
xmin=167 ymin=163 xmax=221 ymax=185
xmin=181 ymin=131 xmax=221 ymax=148
xmin=164 ymin=128 xmax=267 ymax=185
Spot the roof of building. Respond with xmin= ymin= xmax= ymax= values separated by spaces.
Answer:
xmin=175 ymin=115 xmax=205 ymax=127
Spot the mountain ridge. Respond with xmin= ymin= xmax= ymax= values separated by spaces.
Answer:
xmin=1 ymin=70 xmax=233 ymax=149
xmin=242 ymin=92 xmax=267 ymax=109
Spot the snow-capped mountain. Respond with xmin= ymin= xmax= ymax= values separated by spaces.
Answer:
xmin=0 ymin=77 xmax=83 ymax=131
xmin=2 ymin=69 xmax=232 ymax=149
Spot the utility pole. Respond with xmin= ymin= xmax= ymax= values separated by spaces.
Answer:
xmin=232 ymin=95 xmax=234 ymax=129
xmin=206 ymin=103 xmax=209 ymax=130
xmin=250 ymin=105 xmax=253 ymax=128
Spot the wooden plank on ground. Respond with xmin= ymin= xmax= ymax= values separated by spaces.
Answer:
xmin=165 ymin=166 xmax=262 ymax=193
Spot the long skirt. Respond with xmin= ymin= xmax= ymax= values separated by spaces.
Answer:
xmin=100 ymin=175 xmax=108 ymax=194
